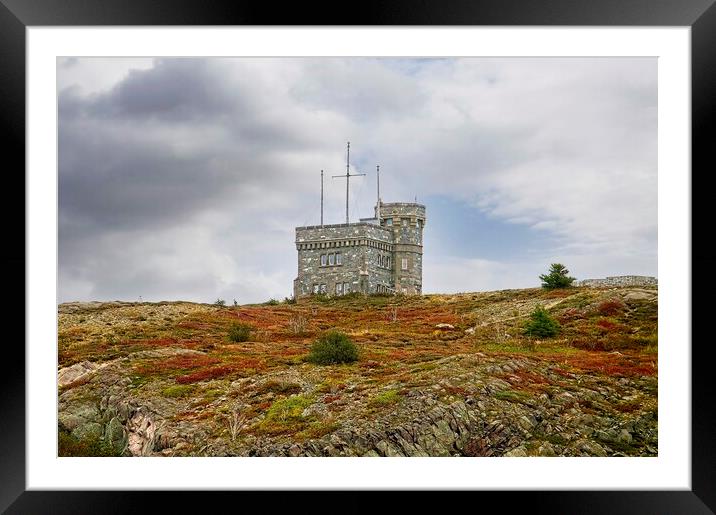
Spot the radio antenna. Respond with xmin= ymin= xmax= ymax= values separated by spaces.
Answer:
xmin=332 ymin=141 xmax=365 ymax=224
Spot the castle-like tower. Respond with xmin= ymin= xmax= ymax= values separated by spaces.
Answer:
xmin=293 ymin=201 xmax=426 ymax=298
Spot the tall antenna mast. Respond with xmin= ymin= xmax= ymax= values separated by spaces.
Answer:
xmin=332 ymin=141 xmax=365 ymax=224
xmin=320 ymin=170 xmax=324 ymax=227
xmin=376 ymin=164 xmax=381 ymax=219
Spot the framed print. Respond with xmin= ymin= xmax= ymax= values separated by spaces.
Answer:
xmin=4 ymin=0 xmax=715 ymax=512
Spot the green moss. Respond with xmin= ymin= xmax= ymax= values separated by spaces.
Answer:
xmin=493 ymin=389 xmax=534 ymax=405
xmin=256 ymin=381 xmax=302 ymax=396
xmin=128 ymin=375 xmax=149 ymax=389
xmin=370 ymin=389 xmax=400 ymax=406
xmin=265 ymin=395 xmax=313 ymax=421
xmin=161 ymin=384 xmax=195 ymax=398
xmin=257 ymin=395 xmax=315 ymax=435
xmin=58 ymin=426 xmax=123 ymax=457
xmin=539 ymin=432 xmax=568 ymax=446
xmin=296 ymin=421 xmax=341 ymax=440
xmin=412 ymin=363 xmax=438 ymax=373
xmin=201 ymin=388 xmax=224 ymax=399
xmin=316 ymin=377 xmax=347 ymax=393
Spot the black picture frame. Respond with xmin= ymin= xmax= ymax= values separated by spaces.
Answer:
xmin=3 ymin=0 xmax=713 ymax=512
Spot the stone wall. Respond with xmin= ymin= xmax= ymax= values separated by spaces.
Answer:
xmin=365 ymin=244 xmax=395 ymax=293
xmin=574 ymin=275 xmax=658 ymax=288
xmin=294 ymin=222 xmax=393 ymax=297
xmin=296 ymin=221 xmax=393 ymax=243
xmin=294 ymin=203 xmax=426 ymax=297
xmin=378 ymin=203 xmax=425 ymax=294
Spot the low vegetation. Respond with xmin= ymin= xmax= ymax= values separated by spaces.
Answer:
xmin=523 ymin=306 xmax=561 ymax=338
xmin=161 ymin=384 xmax=195 ymax=398
xmin=58 ymin=426 xmax=122 ymax=457
xmin=370 ymin=389 xmax=401 ymax=406
xmin=227 ymin=322 xmax=253 ymax=343
xmin=57 ymin=285 xmax=658 ymax=456
xmin=307 ymin=331 xmax=359 ymax=365
xmin=259 ymin=395 xmax=314 ymax=435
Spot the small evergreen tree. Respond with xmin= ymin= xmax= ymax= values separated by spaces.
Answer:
xmin=523 ymin=306 xmax=561 ymax=338
xmin=539 ymin=263 xmax=576 ymax=289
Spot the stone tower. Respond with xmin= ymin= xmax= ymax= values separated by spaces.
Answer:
xmin=377 ymin=202 xmax=426 ymax=295
xmin=293 ymin=201 xmax=426 ymax=298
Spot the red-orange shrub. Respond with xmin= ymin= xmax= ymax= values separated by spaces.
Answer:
xmin=596 ymin=319 xmax=619 ymax=332
xmin=558 ymin=308 xmax=585 ymax=322
xmin=175 ymin=365 xmax=236 ymax=384
xmin=596 ymin=299 xmax=626 ymax=316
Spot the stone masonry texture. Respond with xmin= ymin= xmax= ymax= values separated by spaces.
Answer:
xmin=574 ymin=276 xmax=658 ymax=288
xmin=294 ymin=202 xmax=426 ymax=298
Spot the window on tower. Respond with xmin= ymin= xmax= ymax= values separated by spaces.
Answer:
xmin=402 ymin=258 xmax=408 ymax=270
xmin=336 ymin=252 xmax=342 ymax=265
xmin=329 ymin=253 xmax=335 ymax=266
xmin=321 ymin=254 xmax=327 ymax=266
xmin=385 ymin=218 xmax=393 ymax=226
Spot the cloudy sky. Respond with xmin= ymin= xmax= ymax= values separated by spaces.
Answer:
xmin=58 ymin=57 xmax=657 ymax=304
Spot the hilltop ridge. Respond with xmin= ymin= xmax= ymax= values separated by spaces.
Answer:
xmin=58 ymin=285 xmax=657 ymax=457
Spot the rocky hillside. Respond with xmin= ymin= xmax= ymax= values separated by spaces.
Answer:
xmin=57 ymin=286 xmax=658 ymax=457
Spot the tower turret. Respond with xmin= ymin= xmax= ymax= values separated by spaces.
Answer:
xmin=377 ymin=202 xmax=426 ymax=295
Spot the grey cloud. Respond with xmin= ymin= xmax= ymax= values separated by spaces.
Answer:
xmin=59 ymin=119 xmax=236 ymax=233
xmin=58 ymin=60 xmax=324 ymax=238
xmin=58 ymin=57 xmax=657 ymax=303
xmin=88 ymin=59 xmax=238 ymax=122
